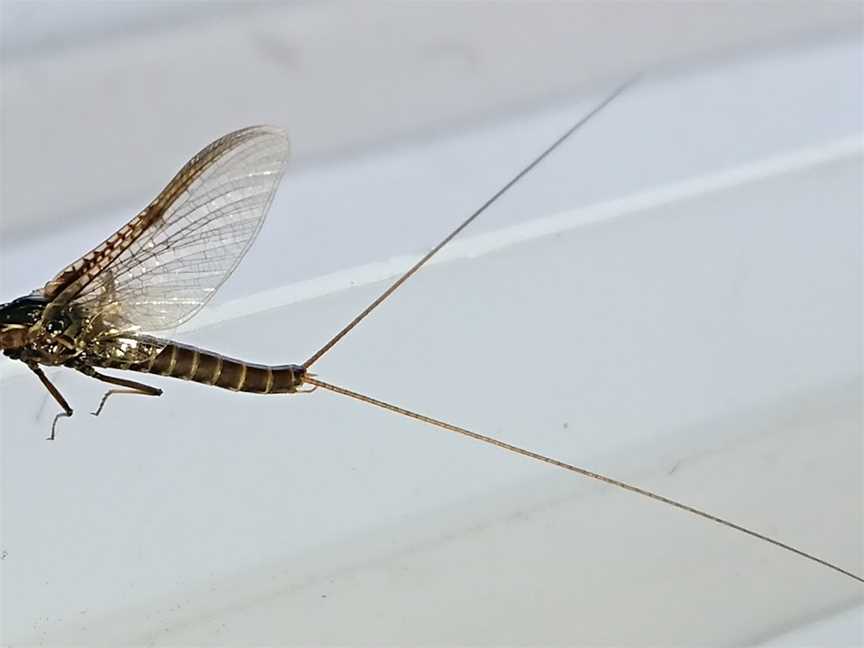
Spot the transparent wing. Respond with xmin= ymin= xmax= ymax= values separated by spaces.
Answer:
xmin=44 ymin=126 xmax=290 ymax=332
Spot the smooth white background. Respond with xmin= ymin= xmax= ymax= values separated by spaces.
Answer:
xmin=1 ymin=3 xmax=862 ymax=646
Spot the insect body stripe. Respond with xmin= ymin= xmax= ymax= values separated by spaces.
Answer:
xmin=172 ymin=346 xmax=198 ymax=379
xmin=209 ymin=355 xmax=224 ymax=386
xmin=272 ymin=366 xmax=302 ymax=393
xmin=166 ymin=345 xmax=178 ymax=376
xmin=191 ymin=352 xmax=221 ymax=385
xmin=237 ymin=365 xmax=270 ymax=393
xmin=188 ymin=351 xmax=200 ymax=380
xmin=213 ymin=360 xmax=246 ymax=391
xmin=234 ymin=363 xmax=247 ymax=392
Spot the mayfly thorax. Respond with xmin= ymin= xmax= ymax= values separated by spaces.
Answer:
xmin=0 ymin=79 xmax=861 ymax=586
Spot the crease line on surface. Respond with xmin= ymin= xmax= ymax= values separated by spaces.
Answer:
xmin=0 ymin=134 xmax=860 ymax=381
xmin=180 ymin=135 xmax=862 ymax=333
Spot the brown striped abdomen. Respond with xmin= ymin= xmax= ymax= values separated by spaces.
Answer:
xmin=133 ymin=342 xmax=305 ymax=394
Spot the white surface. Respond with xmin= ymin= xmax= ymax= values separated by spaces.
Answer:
xmin=1 ymin=1 xmax=860 ymax=239
xmin=1 ymin=24 xmax=863 ymax=648
xmin=760 ymin=607 xmax=864 ymax=648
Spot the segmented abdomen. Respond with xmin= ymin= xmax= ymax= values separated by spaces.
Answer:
xmin=132 ymin=341 xmax=305 ymax=394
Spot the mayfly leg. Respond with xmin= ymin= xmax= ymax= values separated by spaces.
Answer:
xmin=76 ymin=366 xmax=162 ymax=417
xmin=26 ymin=363 xmax=73 ymax=441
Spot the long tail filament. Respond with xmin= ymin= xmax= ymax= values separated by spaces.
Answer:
xmin=305 ymin=375 xmax=863 ymax=585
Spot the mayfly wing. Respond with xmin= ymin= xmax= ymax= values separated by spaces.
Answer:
xmin=42 ymin=126 xmax=290 ymax=334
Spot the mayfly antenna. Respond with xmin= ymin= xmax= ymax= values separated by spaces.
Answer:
xmin=302 ymin=76 xmax=639 ymax=369
xmin=305 ymin=376 xmax=864 ymax=584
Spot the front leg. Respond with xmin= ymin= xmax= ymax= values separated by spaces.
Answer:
xmin=26 ymin=362 xmax=72 ymax=441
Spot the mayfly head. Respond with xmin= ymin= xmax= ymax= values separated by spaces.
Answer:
xmin=0 ymin=294 xmax=47 ymax=350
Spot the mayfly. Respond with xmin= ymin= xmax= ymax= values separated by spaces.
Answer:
xmin=0 ymin=82 xmax=860 ymax=587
